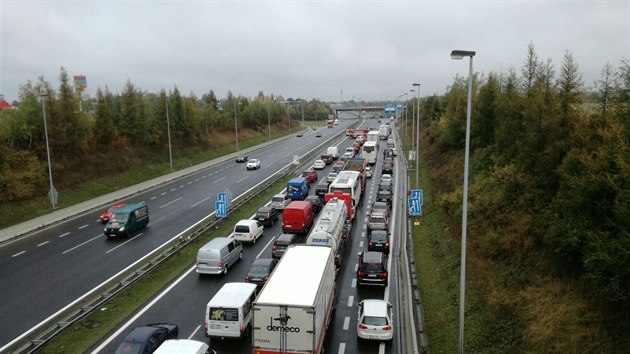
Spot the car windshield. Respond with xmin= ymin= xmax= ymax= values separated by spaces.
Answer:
xmin=115 ymin=341 xmax=142 ymax=354
xmin=363 ymin=145 xmax=375 ymax=153
xmin=235 ymin=225 xmax=250 ymax=233
xmin=363 ymin=262 xmax=384 ymax=272
xmin=248 ymin=159 xmax=257 ymax=163
xmin=370 ymin=217 xmax=386 ymax=224
xmin=110 ymin=213 xmax=128 ymax=222
xmin=248 ymin=265 xmax=270 ymax=275
xmin=379 ymin=184 xmax=392 ymax=191
xmin=362 ymin=315 xmax=389 ymax=326
xmin=256 ymin=211 xmax=269 ymax=218
xmin=370 ymin=232 xmax=387 ymax=242
xmin=272 ymin=196 xmax=284 ymax=203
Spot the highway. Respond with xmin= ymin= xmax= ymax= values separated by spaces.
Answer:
xmin=89 ymin=118 xmax=405 ymax=354
xmin=0 ymin=117 xmax=354 ymax=350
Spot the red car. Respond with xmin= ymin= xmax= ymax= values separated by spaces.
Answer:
xmin=100 ymin=203 xmax=127 ymax=223
xmin=301 ymin=169 xmax=318 ymax=184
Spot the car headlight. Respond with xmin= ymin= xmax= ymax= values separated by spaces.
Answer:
xmin=119 ymin=227 xmax=125 ymax=231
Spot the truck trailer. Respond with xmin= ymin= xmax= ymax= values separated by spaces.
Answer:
xmin=252 ymin=245 xmax=336 ymax=354
xmin=305 ymin=198 xmax=350 ymax=266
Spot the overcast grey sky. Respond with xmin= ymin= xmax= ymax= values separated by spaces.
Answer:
xmin=1 ymin=0 xmax=628 ymax=102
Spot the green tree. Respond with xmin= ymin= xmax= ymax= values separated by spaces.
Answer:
xmin=94 ymin=88 xmax=117 ymax=147
xmin=473 ymin=72 xmax=499 ymax=149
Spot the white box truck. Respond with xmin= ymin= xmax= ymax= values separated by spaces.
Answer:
xmin=366 ymin=130 xmax=379 ymax=144
xmin=252 ymin=245 xmax=336 ymax=354
xmin=306 ymin=198 xmax=350 ymax=267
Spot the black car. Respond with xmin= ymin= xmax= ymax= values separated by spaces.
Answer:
xmin=320 ymin=154 xmax=334 ymax=165
xmin=272 ymin=233 xmax=298 ymax=259
xmin=235 ymin=154 xmax=248 ymax=163
xmin=305 ymin=195 xmax=324 ymax=214
xmin=377 ymin=183 xmax=393 ymax=204
xmin=368 ymin=230 xmax=390 ymax=255
xmin=115 ymin=323 xmax=179 ymax=354
xmin=245 ymin=258 xmax=278 ymax=287
xmin=357 ymin=251 xmax=388 ymax=287
xmin=256 ymin=206 xmax=278 ymax=226
xmin=382 ymin=161 xmax=394 ymax=175
xmin=314 ymin=180 xmax=329 ymax=199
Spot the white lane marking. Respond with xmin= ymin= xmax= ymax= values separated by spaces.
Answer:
xmin=78 ymin=224 xmax=88 ymax=230
xmin=338 ymin=342 xmax=346 ymax=354
xmin=189 ymin=325 xmax=203 ymax=339
xmin=343 ymin=317 xmax=350 ymax=331
xmin=63 ymin=234 xmax=102 ymax=254
xmin=237 ymin=176 xmax=248 ymax=183
xmin=351 ymin=278 xmax=357 ymax=288
xmin=37 ymin=241 xmax=50 ymax=247
xmin=191 ymin=196 xmax=211 ymax=208
xmin=150 ymin=196 xmax=157 ymax=200
xmin=106 ymin=233 xmax=143 ymax=254
xmin=347 ymin=296 xmax=354 ymax=307
xmin=12 ymin=251 xmax=26 ymax=257
xmin=379 ymin=342 xmax=385 ymax=354
xmin=212 ymin=176 xmax=225 ymax=184
xmin=89 ymin=265 xmax=197 ymax=354
xmin=170 ymin=188 xmax=177 ymax=192
xmin=179 ymin=185 xmax=184 ymax=188
xmin=201 ymin=175 xmax=207 ymax=179
xmin=59 ymin=232 xmax=70 ymax=238
xmin=160 ymin=192 xmax=167 ymax=196
xmin=364 ymin=217 xmax=368 ymax=223
xmin=361 ymin=231 xmax=365 ymax=238
xmin=187 ymin=181 xmax=192 ymax=185
xmin=195 ymin=178 xmax=200 ymax=182
xmin=359 ymin=241 xmax=363 ymax=248
xmin=354 ymin=263 xmax=358 ymax=272
xmin=160 ymin=197 xmax=182 ymax=209
xmin=256 ymin=237 xmax=276 ymax=259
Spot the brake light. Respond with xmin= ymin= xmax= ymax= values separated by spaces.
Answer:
xmin=383 ymin=325 xmax=392 ymax=331
xmin=368 ymin=242 xmax=373 ymax=247
xmin=217 ymin=261 xmax=222 ymax=267
xmin=245 ymin=275 xmax=250 ymax=281
xmin=359 ymin=324 xmax=368 ymax=329
xmin=204 ymin=323 xmax=207 ymax=331
xmin=381 ymin=272 xmax=388 ymax=278
xmin=385 ymin=242 xmax=390 ymax=248
xmin=357 ymin=271 xmax=364 ymax=277
xmin=264 ymin=276 xmax=269 ymax=281
xmin=272 ymin=245 xmax=276 ymax=250
xmin=240 ymin=323 xmax=244 ymax=332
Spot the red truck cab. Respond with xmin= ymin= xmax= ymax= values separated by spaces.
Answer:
xmin=282 ymin=201 xmax=315 ymax=234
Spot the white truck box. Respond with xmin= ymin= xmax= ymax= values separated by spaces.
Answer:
xmin=306 ymin=198 xmax=349 ymax=266
xmin=252 ymin=245 xmax=336 ymax=354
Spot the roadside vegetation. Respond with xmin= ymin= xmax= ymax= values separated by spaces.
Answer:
xmin=405 ymin=43 xmax=629 ymax=352
xmin=0 ymin=70 xmax=332 ymax=228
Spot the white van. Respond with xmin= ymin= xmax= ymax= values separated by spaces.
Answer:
xmin=196 ymin=237 xmax=243 ymax=275
xmin=233 ymin=219 xmax=264 ymax=244
xmin=154 ymin=339 xmax=209 ymax=354
xmin=206 ymin=282 xmax=258 ymax=339
xmin=327 ymin=146 xmax=339 ymax=159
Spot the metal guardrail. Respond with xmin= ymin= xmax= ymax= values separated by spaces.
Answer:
xmin=8 ymin=126 xmax=347 ymax=354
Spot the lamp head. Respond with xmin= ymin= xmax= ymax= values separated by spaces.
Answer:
xmin=451 ymin=50 xmax=476 ymax=60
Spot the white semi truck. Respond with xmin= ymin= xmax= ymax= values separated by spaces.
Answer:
xmin=252 ymin=245 xmax=336 ymax=354
xmin=305 ymin=198 xmax=350 ymax=266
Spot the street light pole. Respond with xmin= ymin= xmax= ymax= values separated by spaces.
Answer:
xmin=234 ymin=98 xmax=239 ymax=150
xmin=268 ymin=100 xmax=271 ymax=140
xmin=40 ymin=91 xmax=57 ymax=209
xmin=165 ymin=96 xmax=173 ymax=171
xmin=451 ymin=49 xmax=476 ymax=354
xmin=413 ymin=83 xmax=421 ymax=187
xmin=404 ymin=92 xmax=408 ymax=143
xmin=410 ymin=89 xmax=415 ymax=155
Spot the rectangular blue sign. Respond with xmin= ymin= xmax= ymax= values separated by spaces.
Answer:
xmin=408 ymin=197 xmax=422 ymax=216
xmin=217 ymin=192 xmax=228 ymax=206
xmin=215 ymin=201 xmax=226 ymax=218
xmin=411 ymin=189 xmax=423 ymax=204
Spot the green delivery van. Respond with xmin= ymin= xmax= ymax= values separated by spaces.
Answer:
xmin=103 ymin=203 xmax=149 ymax=238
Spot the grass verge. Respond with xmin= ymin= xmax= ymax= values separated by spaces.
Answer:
xmin=39 ymin=172 xmax=297 ymax=354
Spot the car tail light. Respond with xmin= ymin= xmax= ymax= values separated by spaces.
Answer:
xmin=264 ymin=276 xmax=269 ymax=281
xmin=272 ymin=245 xmax=276 ymax=250
xmin=359 ymin=324 xmax=368 ymax=329
xmin=383 ymin=325 xmax=392 ymax=330
xmin=240 ymin=323 xmax=245 ymax=332
xmin=217 ymin=261 xmax=222 ymax=267
xmin=357 ymin=271 xmax=364 ymax=277
xmin=381 ymin=272 xmax=388 ymax=278
xmin=204 ymin=323 xmax=208 ymax=331
xmin=368 ymin=242 xmax=373 ymax=247
xmin=386 ymin=242 xmax=390 ymax=248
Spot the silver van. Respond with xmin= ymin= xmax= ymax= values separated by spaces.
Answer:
xmin=205 ymin=282 xmax=258 ymax=339
xmin=196 ymin=237 xmax=243 ymax=275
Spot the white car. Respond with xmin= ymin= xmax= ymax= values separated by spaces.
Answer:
xmin=326 ymin=172 xmax=338 ymax=184
xmin=380 ymin=173 xmax=392 ymax=185
xmin=313 ymin=159 xmax=326 ymax=170
xmin=357 ymin=299 xmax=393 ymax=341
xmin=365 ymin=167 xmax=372 ymax=178
xmin=270 ymin=194 xmax=291 ymax=210
xmin=246 ymin=159 xmax=261 ymax=170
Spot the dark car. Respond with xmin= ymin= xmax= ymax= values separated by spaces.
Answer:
xmin=382 ymin=161 xmax=394 ymax=175
xmin=305 ymin=195 xmax=324 ymax=214
xmin=383 ymin=148 xmax=394 ymax=157
xmin=272 ymin=233 xmax=298 ymax=259
xmin=314 ymin=180 xmax=329 ymax=199
xmin=245 ymin=258 xmax=278 ymax=287
xmin=320 ymin=154 xmax=334 ymax=165
xmin=372 ymin=201 xmax=391 ymax=218
xmin=115 ymin=323 xmax=179 ymax=354
xmin=368 ymin=230 xmax=390 ymax=255
xmin=235 ymin=154 xmax=248 ymax=163
xmin=256 ymin=206 xmax=278 ymax=226
xmin=332 ymin=160 xmax=346 ymax=173
xmin=357 ymin=251 xmax=388 ymax=287
xmin=301 ymin=169 xmax=318 ymax=184
xmin=377 ymin=183 xmax=393 ymax=204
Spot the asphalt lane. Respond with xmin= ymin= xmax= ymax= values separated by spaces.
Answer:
xmin=0 ymin=119 xmax=353 ymax=349
xmin=91 ymin=119 xmax=404 ymax=354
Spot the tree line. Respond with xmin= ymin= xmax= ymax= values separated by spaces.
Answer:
xmin=415 ymin=43 xmax=629 ymax=350
xmin=0 ymin=67 xmax=332 ymax=203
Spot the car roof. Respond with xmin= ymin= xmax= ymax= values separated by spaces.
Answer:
xmin=236 ymin=219 xmax=257 ymax=226
xmin=369 ymin=230 xmax=388 ymax=238
xmin=258 ymin=206 xmax=273 ymax=212
xmin=276 ymin=233 xmax=296 ymax=241
xmin=124 ymin=325 xmax=163 ymax=341
xmin=363 ymin=251 xmax=384 ymax=263
xmin=361 ymin=299 xmax=390 ymax=316
xmin=251 ymin=258 xmax=275 ymax=266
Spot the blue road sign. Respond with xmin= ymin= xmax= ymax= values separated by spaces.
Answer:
xmin=216 ymin=201 xmax=227 ymax=218
xmin=411 ymin=189 xmax=423 ymax=204
xmin=408 ymin=197 xmax=422 ymax=216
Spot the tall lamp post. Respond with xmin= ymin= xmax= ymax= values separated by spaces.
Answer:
xmin=234 ymin=98 xmax=240 ymax=150
xmin=404 ymin=92 xmax=408 ymax=142
xmin=409 ymin=89 xmax=415 ymax=154
xmin=412 ymin=83 xmax=421 ymax=186
xmin=165 ymin=96 xmax=173 ymax=171
xmin=40 ymin=91 xmax=57 ymax=208
xmin=451 ymin=49 xmax=476 ymax=354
